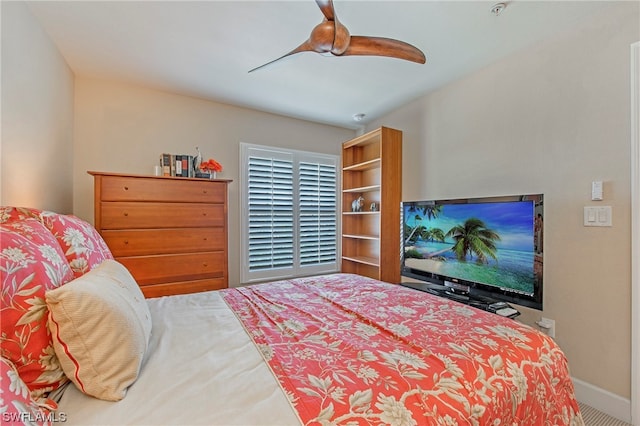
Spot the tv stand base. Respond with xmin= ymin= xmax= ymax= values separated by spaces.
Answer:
xmin=400 ymin=281 xmax=521 ymax=319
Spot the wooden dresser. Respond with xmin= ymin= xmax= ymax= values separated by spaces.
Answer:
xmin=89 ymin=171 xmax=230 ymax=298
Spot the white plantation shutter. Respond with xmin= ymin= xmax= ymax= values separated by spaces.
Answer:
xmin=299 ymin=160 xmax=337 ymax=266
xmin=247 ymin=155 xmax=294 ymax=271
xmin=241 ymin=144 xmax=339 ymax=283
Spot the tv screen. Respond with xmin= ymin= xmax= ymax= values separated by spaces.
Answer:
xmin=402 ymin=194 xmax=543 ymax=310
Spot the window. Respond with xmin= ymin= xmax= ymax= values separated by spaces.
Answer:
xmin=240 ymin=143 xmax=339 ymax=283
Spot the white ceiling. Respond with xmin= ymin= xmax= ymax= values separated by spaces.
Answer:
xmin=26 ymin=0 xmax=615 ymax=129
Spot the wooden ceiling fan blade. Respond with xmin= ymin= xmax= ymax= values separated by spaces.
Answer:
xmin=315 ymin=0 xmax=336 ymax=21
xmin=343 ymin=36 xmax=426 ymax=64
xmin=248 ymin=41 xmax=315 ymax=73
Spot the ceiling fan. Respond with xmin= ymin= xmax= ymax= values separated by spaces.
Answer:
xmin=249 ymin=0 xmax=426 ymax=73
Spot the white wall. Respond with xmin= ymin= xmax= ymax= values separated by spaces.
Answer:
xmin=1 ymin=2 xmax=74 ymax=212
xmin=366 ymin=1 xmax=639 ymax=408
xmin=73 ymin=78 xmax=354 ymax=287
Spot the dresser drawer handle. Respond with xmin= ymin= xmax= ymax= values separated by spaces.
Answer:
xmin=123 ymin=186 xmax=129 ymax=191
xmin=123 ymin=240 xmax=129 ymax=245
xmin=203 ymin=263 xmax=208 ymax=267
xmin=123 ymin=212 xmax=129 ymax=217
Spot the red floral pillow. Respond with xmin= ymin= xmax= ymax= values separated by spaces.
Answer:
xmin=0 ymin=357 xmax=52 ymax=425
xmin=0 ymin=219 xmax=74 ymax=399
xmin=36 ymin=211 xmax=113 ymax=277
xmin=0 ymin=207 xmax=41 ymax=225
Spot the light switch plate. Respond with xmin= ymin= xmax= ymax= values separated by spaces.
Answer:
xmin=591 ymin=181 xmax=603 ymax=201
xmin=584 ymin=206 xmax=612 ymax=226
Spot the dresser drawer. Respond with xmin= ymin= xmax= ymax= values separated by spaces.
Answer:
xmin=102 ymin=228 xmax=225 ymax=256
xmin=100 ymin=175 xmax=226 ymax=203
xmin=140 ymin=277 xmax=227 ymax=298
xmin=117 ymin=252 xmax=225 ymax=285
xmin=101 ymin=202 xmax=225 ymax=229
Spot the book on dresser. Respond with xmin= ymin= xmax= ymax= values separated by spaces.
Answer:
xmin=159 ymin=153 xmax=195 ymax=177
xmin=88 ymin=171 xmax=231 ymax=298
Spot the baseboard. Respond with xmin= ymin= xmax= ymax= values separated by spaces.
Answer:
xmin=573 ymin=377 xmax=632 ymax=424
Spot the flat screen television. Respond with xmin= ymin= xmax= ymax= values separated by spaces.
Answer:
xmin=401 ymin=194 xmax=543 ymax=310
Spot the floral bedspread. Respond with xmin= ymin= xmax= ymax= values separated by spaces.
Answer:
xmin=221 ymin=274 xmax=583 ymax=426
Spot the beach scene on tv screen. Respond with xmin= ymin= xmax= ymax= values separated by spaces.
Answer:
xmin=404 ymin=201 xmax=538 ymax=294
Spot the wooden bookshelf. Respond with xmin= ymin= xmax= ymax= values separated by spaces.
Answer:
xmin=341 ymin=127 xmax=402 ymax=283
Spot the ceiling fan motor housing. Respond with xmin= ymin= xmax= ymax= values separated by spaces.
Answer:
xmin=310 ymin=20 xmax=350 ymax=55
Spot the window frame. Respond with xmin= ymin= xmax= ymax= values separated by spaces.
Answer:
xmin=240 ymin=142 xmax=340 ymax=284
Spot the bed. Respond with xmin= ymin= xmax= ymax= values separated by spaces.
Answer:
xmin=1 ymin=208 xmax=583 ymax=425
xmin=56 ymin=274 xmax=582 ymax=425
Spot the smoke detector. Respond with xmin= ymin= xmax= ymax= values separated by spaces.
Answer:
xmin=490 ymin=3 xmax=506 ymax=16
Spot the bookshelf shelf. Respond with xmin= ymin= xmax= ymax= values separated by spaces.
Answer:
xmin=342 ymin=255 xmax=380 ymax=268
xmin=342 ymin=185 xmax=381 ymax=193
xmin=342 ymin=211 xmax=380 ymax=216
xmin=343 ymin=158 xmax=381 ymax=172
xmin=342 ymin=233 xmax=380 ymax=241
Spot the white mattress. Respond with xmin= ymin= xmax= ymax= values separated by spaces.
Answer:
xmin=55 ymin=290 xmax=300 ymax=425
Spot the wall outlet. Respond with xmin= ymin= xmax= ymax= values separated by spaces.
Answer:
xmin=537 ymin=317 xmax=556 ymax=338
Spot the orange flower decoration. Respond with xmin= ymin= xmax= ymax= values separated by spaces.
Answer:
xmin=200 ymin=158 xmax=223 ymax=173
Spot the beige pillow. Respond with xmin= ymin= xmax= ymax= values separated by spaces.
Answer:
xmin=46 ymin=259 xmax=152 ymax=401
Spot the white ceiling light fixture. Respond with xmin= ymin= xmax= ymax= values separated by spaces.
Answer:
xmin=490 ymin=3 xmax=506 ymax=16
xmin=352 ymin=113 xmax=366 ymax=122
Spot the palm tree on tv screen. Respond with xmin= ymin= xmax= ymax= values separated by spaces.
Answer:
xmin=420 ymin=204 xmax=442 ymax=220
xmin=426 ymin=227 xmax=445 ymax=243
xmin=405 ymin=204 xmax=444 ymax=244
xmin=404 ymin=214 xmax=423 ymax=244
xmin=445 ymin=218 xmax=501 ymax=264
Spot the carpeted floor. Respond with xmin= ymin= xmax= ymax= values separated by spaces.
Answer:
xmin=579 ymin=402 xmax=631 ymax=426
